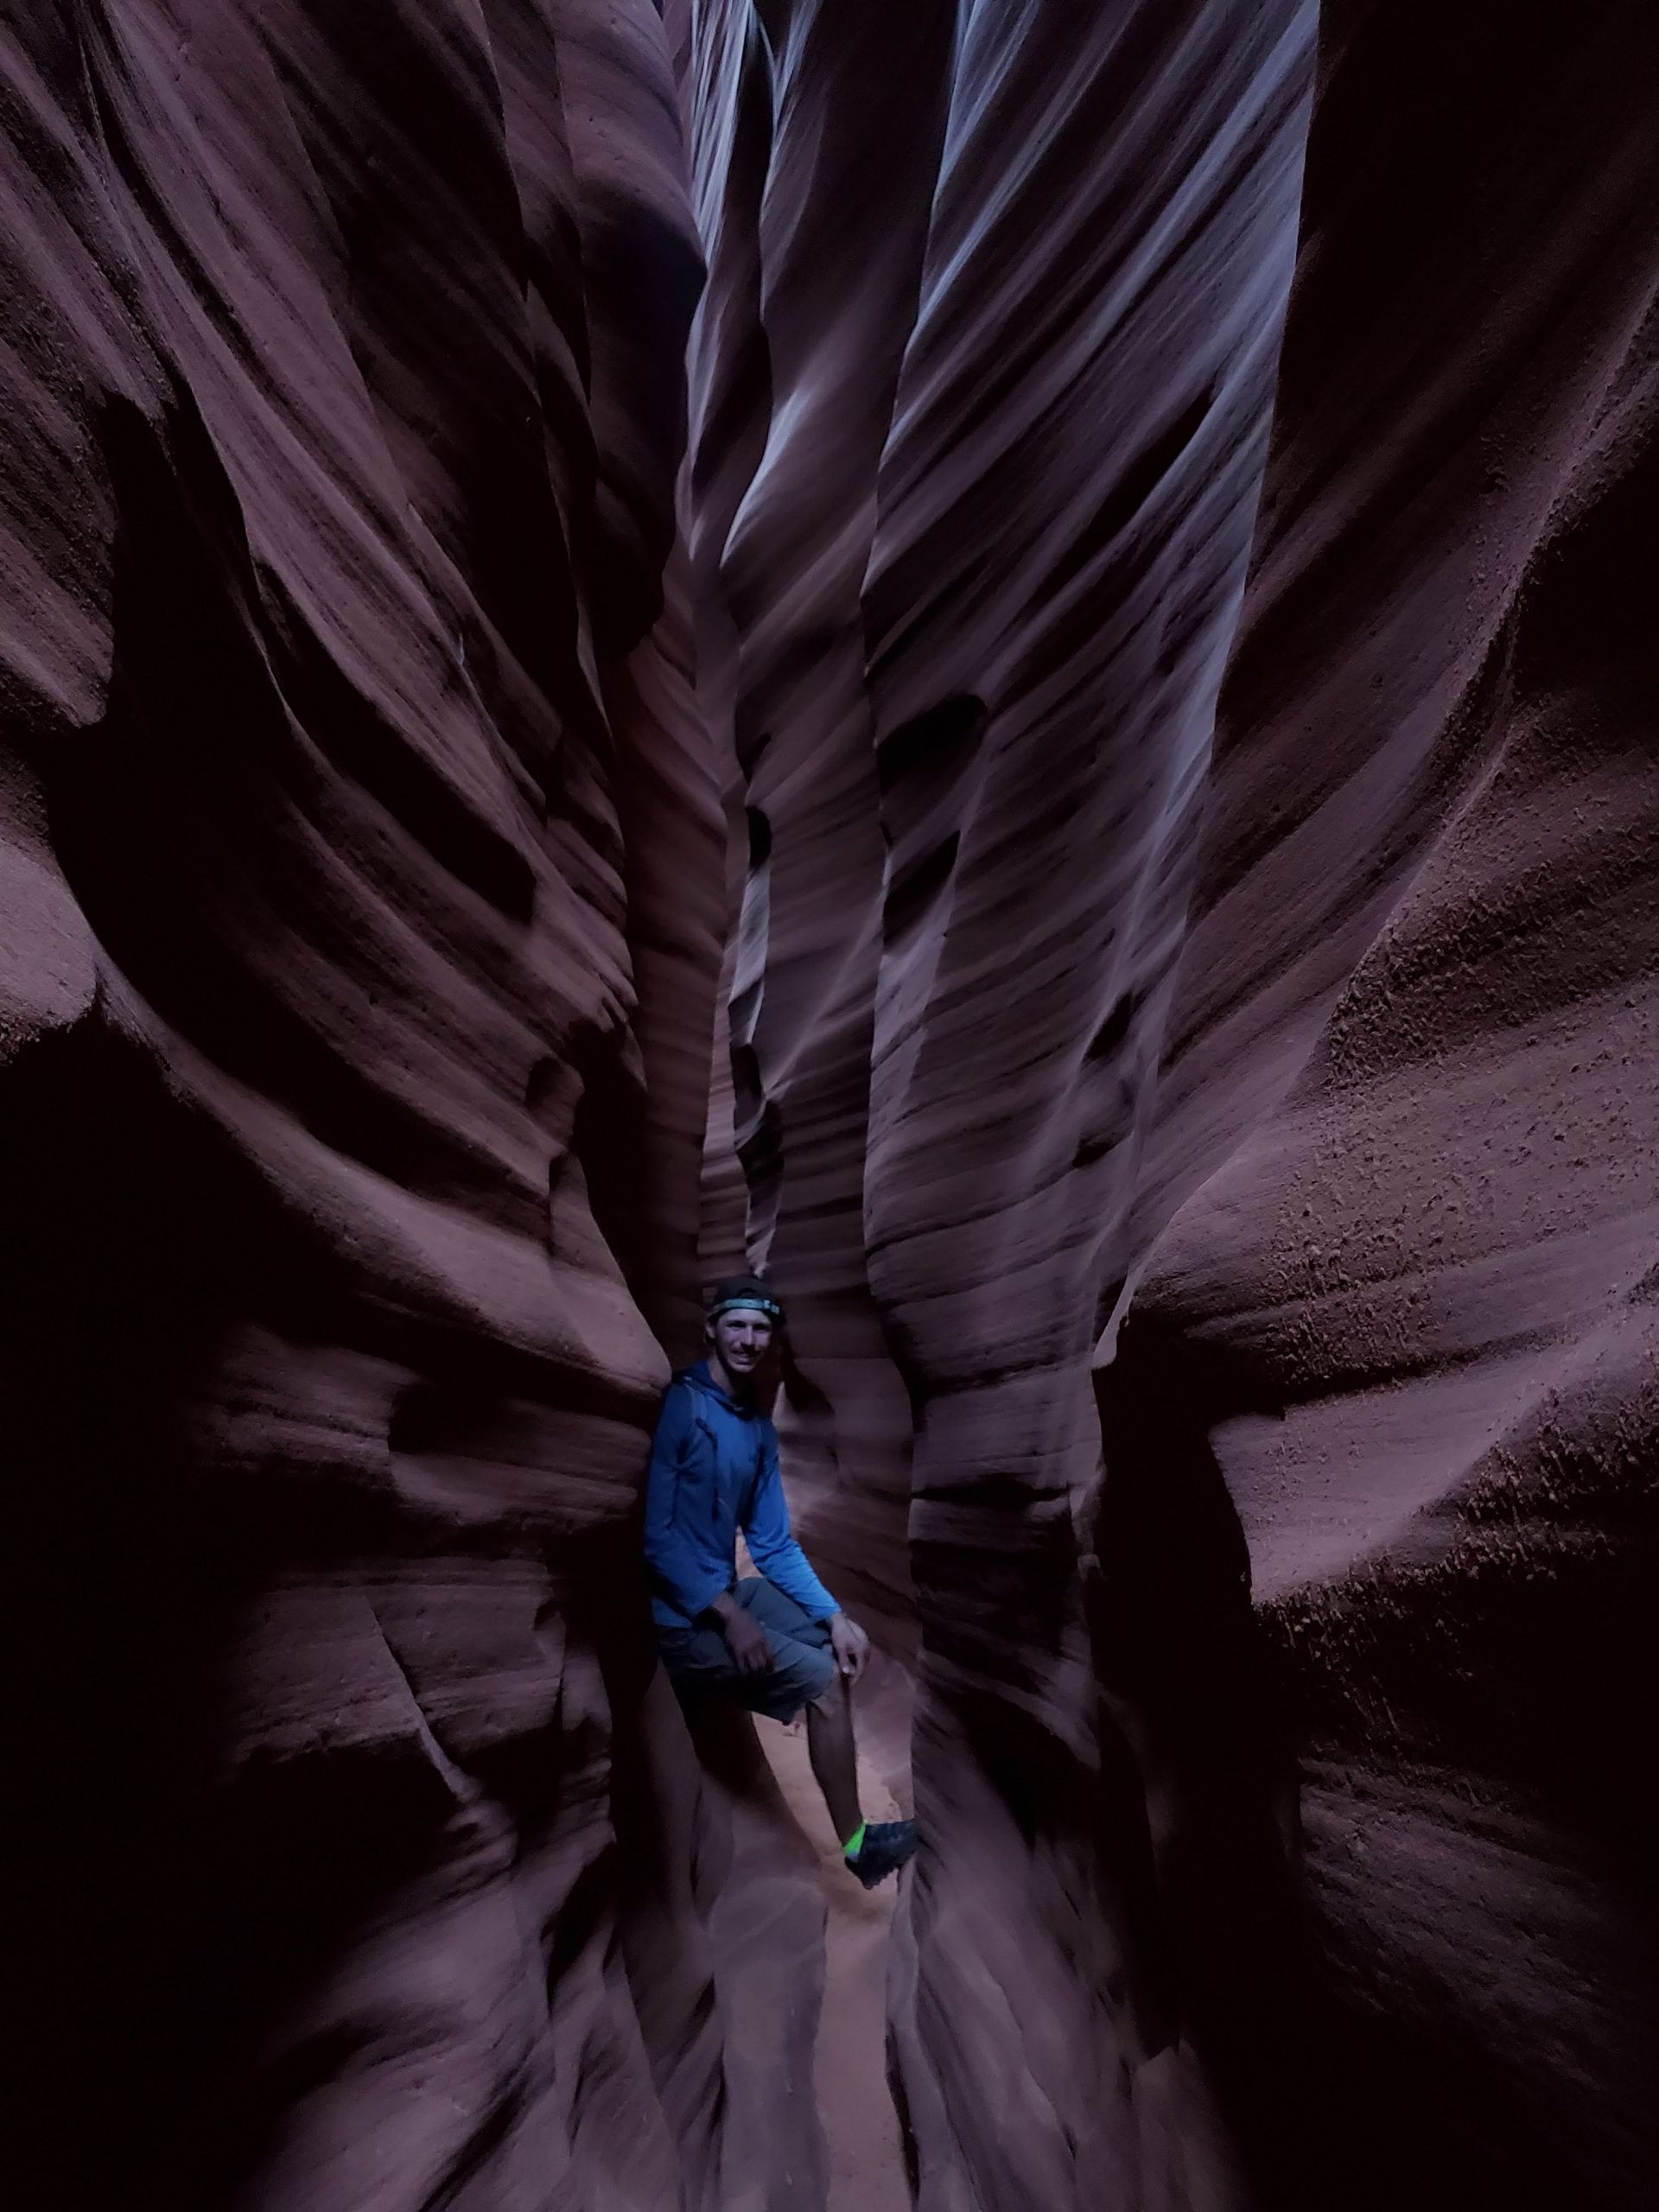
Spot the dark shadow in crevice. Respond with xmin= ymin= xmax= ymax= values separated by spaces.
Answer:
xmin=0 ymin=1015 xmax=461 ymax=2212
xmin=874 ymin=692 xmax=987 ymax=810
xmin=258 ymin=565 xmax=537 ymax=925
xmin=876 ymin=694 xmax=988 ymax=953
xmin=1086 ymin=989 xmax=1144 ymax=1065
xmin=1066 ymin=391 xmax=1211 ymax=594
xmin=3 ymin=1021 xmax=243 ymax=2210
xmin=50 ymin=393 xmax=537 ymax=1222
xmin=729 ymin=1052 xmax=784 ymax=1264
xmin=1090 ymin=1287 xmax=1659 ymax=2211
xmin=1085 ymin=1306 xmax=1328 ymax=2205
xmin=688 ymin=11 xmax=776 ymax=514
xmin=731 ymin=803 xmax=772 ymax=1037
xmin=884 ymin=829 xmax=959 ymax=946
xmin=569 ymin=1023 xmax=652 ymax=1300
xmin=534 ymin=1009 xmax=656 ymax=1314
xmin=727 ymin=795 xmax=782 ymax=1258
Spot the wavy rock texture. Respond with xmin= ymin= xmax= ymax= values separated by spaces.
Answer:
xmin=9 ymin=3 xmax=1656 ymax=2209
xmin=679 ymin=0 xmax=1316 ymax=2201
xmin=1115 ymin=6 xmax=1659 ymax=2206
xmin=1 ymin=5 xmax=729 ymax=2208
xmin=679 ymin=2 xmax=1659 ymax=2209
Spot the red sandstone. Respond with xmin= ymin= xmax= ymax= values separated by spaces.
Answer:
xmin=4 ymin=4 xmax=1656 ymax=2209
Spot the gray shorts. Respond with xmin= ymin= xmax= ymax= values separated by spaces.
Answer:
xmin=658 ymin=1575 xmax=837 ymax=1724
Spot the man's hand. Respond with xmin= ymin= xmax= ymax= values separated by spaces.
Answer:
xmin=712 ymin=1593 xmax=775 ymax=1675
xmin=827 ymin=1611 xmax=870 ymax=1682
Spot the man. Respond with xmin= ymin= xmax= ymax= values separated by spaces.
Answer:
xmin=645 ymin=1274 xmax=917 ymax=1889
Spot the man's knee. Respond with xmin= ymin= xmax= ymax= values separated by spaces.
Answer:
xmin=804 ymin=1669 xmax=848 ymax=1716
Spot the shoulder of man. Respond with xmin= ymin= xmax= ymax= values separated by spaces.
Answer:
xmin=652 ymin=1371 xmax=697 ymax=1427
xmin=662 ymin=1368 xmax=728 ymax=1439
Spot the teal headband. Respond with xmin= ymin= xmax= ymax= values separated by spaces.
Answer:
xmin=709 ymin=1294 xmax=783 ymax=1325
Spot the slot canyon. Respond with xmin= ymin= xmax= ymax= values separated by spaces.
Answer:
xmin=3 ymin=3 xmax=1656 ymax=2208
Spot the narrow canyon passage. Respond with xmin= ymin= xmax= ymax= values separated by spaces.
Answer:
xmin=4 ymin=4 xmax=1659 ymax=2212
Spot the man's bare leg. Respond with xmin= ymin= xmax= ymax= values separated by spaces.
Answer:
xmin=805 ymin=1673 xmax=863 ymax=1844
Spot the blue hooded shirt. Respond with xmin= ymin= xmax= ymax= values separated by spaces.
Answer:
xmin=644 ymin=1360 xmax=838 ymax=1629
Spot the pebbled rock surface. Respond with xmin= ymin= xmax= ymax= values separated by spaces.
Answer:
xmin=680 ymin=2 xmax=1659 ymax=2209
xmin=1 ymin=5 xmax=726 ymax=2209
xmin=1115 ymin=6 xmax=1659 ymax=2205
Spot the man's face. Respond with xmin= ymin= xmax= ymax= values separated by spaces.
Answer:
xmin=710 ymin=1306 xmax=774 ymax=1381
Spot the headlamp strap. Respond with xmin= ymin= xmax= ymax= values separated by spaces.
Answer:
xmin=709 ymin=1294 xmax=782 ymax=1324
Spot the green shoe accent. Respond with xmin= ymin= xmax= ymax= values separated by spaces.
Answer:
xmin=842 ymin=1821 xmax=868 ymax=1861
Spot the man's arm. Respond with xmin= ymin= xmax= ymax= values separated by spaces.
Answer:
xmin=643 ymin=1385 xmax=731 ymax=1622
xmin=703 ymin=1587 xmax=775 ymax=1674
xmin=741 ymin=1428 xmax=840 ymax=1621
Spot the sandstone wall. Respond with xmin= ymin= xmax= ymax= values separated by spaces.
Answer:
xmin=2 ymin=6 xmax=726 ymax=2206
xmin=1117 ymin=7 xmax=1659 ymax=2203
xmin=678 ymin=3 xmax=1659 ymax=2207
xmin=7 ymin=3 xmax=1656 ymax=2208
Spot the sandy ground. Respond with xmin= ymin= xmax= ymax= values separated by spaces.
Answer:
xmin=757 ymin=1713 xmax=912 ymax=2212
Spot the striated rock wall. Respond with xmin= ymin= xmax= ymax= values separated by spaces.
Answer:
xmin=680 ymin=1 xmax=1659 ymax=2208
xmin=1116 ymin=5 xmax=1659 ymax=2204
xmin=679 ymin=0 xmax=1316 ymax=2201
xmin=8 ymin=3 xmax=1655 ymax=2208
xmin=2 ymin=5 xmax=727 ymax=2207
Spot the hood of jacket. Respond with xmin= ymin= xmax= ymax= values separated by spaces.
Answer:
xmin=678 ymin=1357 xmax=760 ymax=1421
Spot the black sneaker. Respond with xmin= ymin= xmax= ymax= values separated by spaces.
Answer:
xmin=846 ymin=1820 xmax=917 ymax=1889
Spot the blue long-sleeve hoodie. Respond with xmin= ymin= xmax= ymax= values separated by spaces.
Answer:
xmin=644 ymin=1361 xmax=837 ymax=1629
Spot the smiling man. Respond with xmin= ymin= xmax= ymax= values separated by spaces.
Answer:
xmin=644 ymin=1274 xmax=917 ymax=1889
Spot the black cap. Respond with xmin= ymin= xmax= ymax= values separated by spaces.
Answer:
xmin=706 ymin=1274 xmax=785 ymax=1326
